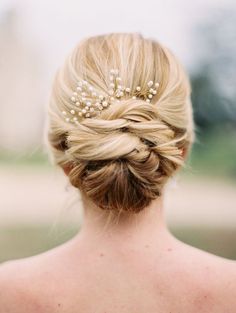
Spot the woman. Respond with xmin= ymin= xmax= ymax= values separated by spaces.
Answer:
xmin=0 ymin=33 xmax=235 ymax=313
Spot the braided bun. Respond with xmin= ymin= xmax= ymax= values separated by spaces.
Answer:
xmin=47 ymin=33 xmax=194 ymax=213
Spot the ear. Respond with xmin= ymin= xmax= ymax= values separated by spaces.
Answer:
xmin=62 ymin=162 xmax=74 ymax=176
xmin=181 ymin=147 xmax=189 ymax=160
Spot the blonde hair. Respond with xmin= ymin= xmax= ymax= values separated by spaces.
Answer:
xmin=47 ymin=33 xmax=195 ymax=213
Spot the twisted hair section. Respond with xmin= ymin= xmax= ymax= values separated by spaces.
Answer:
xmin=47 ymin=33 xmax=195 ymax=213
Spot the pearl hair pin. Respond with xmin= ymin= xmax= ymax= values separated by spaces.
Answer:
xmin=61 ymin=69 xmax=160 ymax=124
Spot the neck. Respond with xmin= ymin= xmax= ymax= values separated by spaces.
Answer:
xmin=76 ymin=192 xmax=174 ymax=247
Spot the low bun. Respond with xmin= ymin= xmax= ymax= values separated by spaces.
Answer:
xmin=64 ymin=99 xmax=185 ymax=213
xmin=47 ymin=33 xmax=194 ymax=214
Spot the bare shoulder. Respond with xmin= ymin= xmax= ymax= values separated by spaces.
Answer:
xmin=0 ymin=259 xmax=36 ymax=313
xmin=0 ymin=239 xmax=83 ymax=313
xmin=208 ymin=254 xmax=236 ymax=308
xmin=0 ymin=250 xmax=63 ymax=313
xmin=174 ymin=239 xmax=236 ymax=310
xmin=0 ymin=238 xmax=79 ymax=313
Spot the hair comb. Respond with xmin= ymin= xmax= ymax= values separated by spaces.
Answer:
xmin=61 ymin=69 xmax=160 ymax=124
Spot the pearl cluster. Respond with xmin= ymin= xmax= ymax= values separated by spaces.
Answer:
xmin=61 ymin=69 xmax=160 ymax=124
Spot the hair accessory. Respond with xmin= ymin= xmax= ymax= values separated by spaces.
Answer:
xmin=62 ymin=69 xmax=160 ymax=123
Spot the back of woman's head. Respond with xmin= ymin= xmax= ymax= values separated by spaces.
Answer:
xmin=47 ymin=33 xmax=195 ymax=214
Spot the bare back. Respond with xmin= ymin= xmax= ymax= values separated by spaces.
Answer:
xmin=0 ymin=234 xmax=236 ymax=313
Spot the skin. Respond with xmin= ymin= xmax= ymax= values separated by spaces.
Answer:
xmin=0 ymin=177 xmax=236 ymax=312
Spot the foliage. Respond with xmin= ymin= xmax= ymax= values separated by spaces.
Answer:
xmin=190 ymin=9 xmax=236 ymax=130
